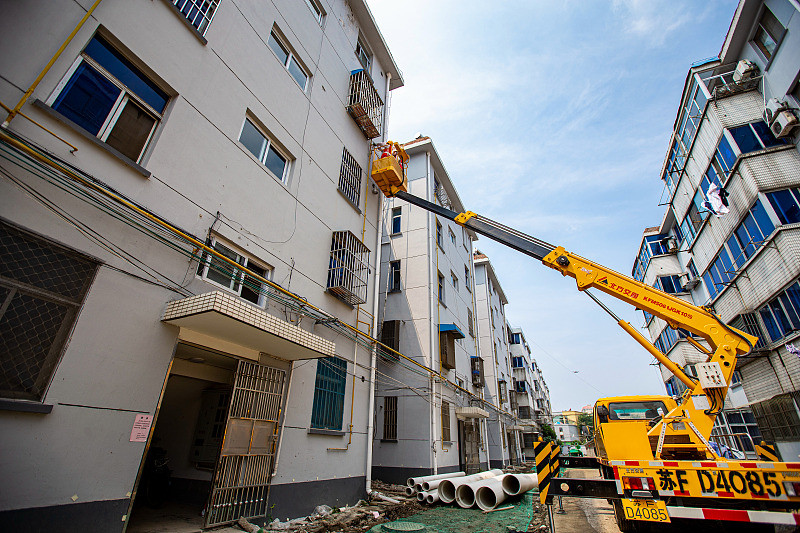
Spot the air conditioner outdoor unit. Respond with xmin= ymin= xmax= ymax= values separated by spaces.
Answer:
xmin=666 ymin=238 xmax=678 ymax=253
xmin=771 ymin=110 xmax=799 ymax=138
xmin=680 ymin=273 xmax=700 ymax=291
xmin=733 ymin=59 xmax=758 ymax=83
xmin=764 ymin=98 xmax=788 ymax=125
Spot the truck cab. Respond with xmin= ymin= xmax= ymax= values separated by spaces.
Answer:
xmin=593 ymin=395 xmax=678 ymax=462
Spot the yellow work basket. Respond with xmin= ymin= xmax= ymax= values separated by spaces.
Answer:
xmin=371 ymin=154 xmax=407 ymax=195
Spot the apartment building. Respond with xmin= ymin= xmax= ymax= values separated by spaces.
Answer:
xmin=632 ymin=0 xmax=800 ymax=460
xmin=508 ymin=325 xmax=552 ymax=459
xmin=0 ymin=1 xmax=402 ymax=531
xmin=372 ymin=136 xmax=494 ymax=483
xmin=473 ymin=252 xmax=519 ymax=467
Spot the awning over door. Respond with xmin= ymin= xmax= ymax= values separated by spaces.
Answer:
xmin=455 ymin=406 xmax=489 ymax=420
xmin=162 ymin=292 xmax=335 ymax=360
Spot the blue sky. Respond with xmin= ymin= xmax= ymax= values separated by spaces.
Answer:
xmin=367 ymin=0 xmax=739 ymax=412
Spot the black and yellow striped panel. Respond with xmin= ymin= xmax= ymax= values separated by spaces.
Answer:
xmin=755 ymin=441 xmax=780 ymax=462
xmin=534 ymin=440 xmax=556 ymax=504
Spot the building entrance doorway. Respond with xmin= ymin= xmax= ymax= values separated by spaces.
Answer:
xmin=126 ymin=344 xmax=287 ymax=532
xmin=458 ymin=420 xmax=481 ymax=475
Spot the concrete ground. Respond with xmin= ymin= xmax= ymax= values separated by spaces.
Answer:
xmin=551 ymin=468 xmax=620 ymax=533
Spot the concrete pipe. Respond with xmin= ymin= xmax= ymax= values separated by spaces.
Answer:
xmin=405 ymin=486 xmax=416 ymax=497
xmin=417 ymin=491 xmax=427 ymax=502
xmin=425 ymin=491 xmax=439 ymax=504
xmin=406 ymin=471 xmax=465 ymax=488
xmin=455 ymin=474 xmax=508 ymax=508
xmin=502 ymin=473 xmax=539 ymax=496
xmin=421 ymin=477 xmax=458 ymax=492
xmin=476 ymin=476 xmax=510 ymax=511
xmin=438 ymin=469 xmax=503 ymax=504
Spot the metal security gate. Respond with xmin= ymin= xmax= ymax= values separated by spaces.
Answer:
xmin=204 ymin=360 xmax=286 ymax=528
xmin=464 ymin=422 xmax=481 ymax=474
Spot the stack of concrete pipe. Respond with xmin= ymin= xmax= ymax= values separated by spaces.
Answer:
xmin=404 ymin=471 xmax=466 ymax=503
xmin=403 ymin=470 xmax=539 ymax=511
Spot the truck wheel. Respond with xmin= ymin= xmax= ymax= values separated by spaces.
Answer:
xmin=612 ymin=500 xmax=639 ymax=532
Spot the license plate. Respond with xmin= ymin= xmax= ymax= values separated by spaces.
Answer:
xmin=621 ymin=498 xmax=671 ymax=523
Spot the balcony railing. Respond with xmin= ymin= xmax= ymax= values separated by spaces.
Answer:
xmin=346 ymin=70 xmax=383 ymax=139
xmin=701 ymin=63 xmax=761 ymax=101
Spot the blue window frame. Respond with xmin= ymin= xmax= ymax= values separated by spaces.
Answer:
xmin=728 ymin=122 xmax=785 ymax=156
xmin=655 ymin=275 xmax=682 ymax=294
xmin=767 ymin=188 xmax=800 ymax=225
xmin=311 ymin=357 xmax=347 ymax=430
xmin=50 ymin=35 xmax=168 ymax=162
xmin=512 ymin=356 xmax=524 ymax=368
xmin=758 ymin=281 xmax=800 ymax=343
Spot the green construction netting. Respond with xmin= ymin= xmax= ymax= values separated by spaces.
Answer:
xmin=367 ymin=492 xmax=537 ymax=533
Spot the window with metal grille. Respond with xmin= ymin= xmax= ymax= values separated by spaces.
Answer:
xmin=326 ymin=231 xmax=369 ymax=305
xmin=383 ymin=396 xmax=397 ymax=440
xmin=471 ymin=356 xmax=484 ymax=387
xmin=388 ymin=260 xmax=401 ymax=292
xmin=518 ymin=406 xmax=531 ymax=419
xmin=441 ymin=400 xmax=451 ymax=441
xmin=380 ymin=320 xmax=399 ymax=362
xmin=0 ymin=220 xmax=99 ymax=400
xmin=196 ymin=237 xmax=271 ymax=307
xmin=729 ymin=312 xmax=769 ymax=350
xmin=467 ymin=308 xmax=474 ymax=337
xmin=338 ymin=148 xmax=362 ymax=207
xmin=439 ymin=331 xmax=456 ymax=370
xmin=498 ymin=380 xmax=507 ymax=404
xmin=522 ymin=433 xmax=535 ymax=448
xmin=171 ymin=0 xmax=219 ymax=36
xmin=310 ymin=357 xmax=347 ymax=430
xmin=751 ymin=392 xmax=800 ymax=442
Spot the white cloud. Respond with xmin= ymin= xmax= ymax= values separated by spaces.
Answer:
xmin=611 ymin=0 xmax=701 ymax=46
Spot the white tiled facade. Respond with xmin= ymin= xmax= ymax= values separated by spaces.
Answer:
xmin=632 ymin=0 xmax=800 ymax=460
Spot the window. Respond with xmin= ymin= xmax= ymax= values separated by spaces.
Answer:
xmin=239 ymin=118 xmax=289 ymax=181
xmin=311 ymin=357 xmax=347 ymax=430
xmin=383 ymin=396 xmax=397 ymax=440
xmin=518 ymin=406 xmax=531 ymax=419
xmin=655 ymin=275 xmax=682 ymax=294
xmin=0 ymin=220 xmax=99 ymax=401
xmin=338 ymin=147 xmax=362 ymax=206
xmin=451 ymin=271 xmax=458 ymax=292
xmin=703 ymin=199 xmax=775 ymax=299
xmin=728 ymin=122 xmax=784 ymax=153
xmin=471 ymin=356 xmax=485 ymax=387
xmin=49 ymin=34 xmax=169 ymax=163
xmin=751 ymin=392 xmax=800 ymax=442
xmin=391 ymin=207 xmax=402 ymax=234
xmin=171 ymin=0 xmax=219 ymax=35
xmin=758 ymin=281 xmax=800 ymax=343
xmin=465 ymin=265 xmax=471 ymax=292
xmin=522 ymin=433 xmax=535 ymax=447
xmin=380 ymin=320 xmax=400 ymax=363
xmin=327 ymin=231 xmax=370 ymax=305
xmin=437 ymin=271 xmax=445 ymax=304
xmin=767 ymin=188 xmax=800 ymax=225
xmin=388 ymin=261 xmax=401 ymax=292
xmin=441 ymin=400 xmax=451 ymax=442
xmin=439 ymin=331 xmax=455 ymax=370
xmin=436 ymin=220 xmax=443 ymax=249
xmin=515 ymin=380 xmax=527 ymax=393
xmin=197 ymin=238 xmax=271 ymax=307
xmin=730 ymin=312 xmax=769 ymax=351
xmin=510 ymin=333 xmax=522 ymax=345
xmin=449 ymin=228 xmax=456 ymax=246
xmin=654 ymin=326 xmax=692 ymax=354
xmin=268 ymin=30 xmax=309 ymax=90
xmin=303 ymin=0 xmax=324 ymax=24
xmin=467 ymin=308 xmax=474 ymax=337
xmin=751 ymin=6 xmax=785 ymax=61
xmin=498 ymin=380 xmax=507 ymax=403
xmin=355 ymin=37 xmax=371 ymax=71
xmin=512 ymin=357 xmax=524 ymax=368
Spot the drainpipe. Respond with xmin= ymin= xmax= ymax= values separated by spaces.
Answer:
xmin=427 ymin=150 xmax=438 ymax=475
xmin=365 ymin=72 xmax=391 ymax=496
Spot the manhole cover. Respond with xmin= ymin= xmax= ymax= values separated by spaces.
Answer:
xmin=381 ymin=522 xmax=426 ymax=532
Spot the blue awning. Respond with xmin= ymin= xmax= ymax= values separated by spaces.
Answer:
xmin=439 ymin=323 xmax=465 ymax=339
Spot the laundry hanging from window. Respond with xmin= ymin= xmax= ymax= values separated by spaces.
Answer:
xmin=703 ymin=183 xmax=729 ymax=217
